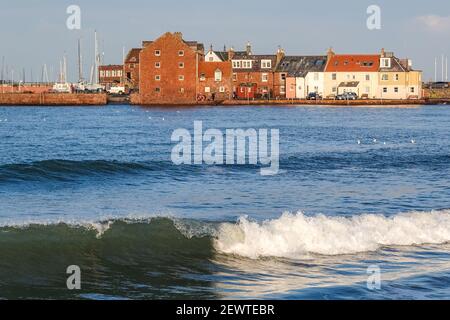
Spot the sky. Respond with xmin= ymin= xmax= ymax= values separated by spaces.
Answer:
xmin=0 ymin=0 xmax=449 ymax=82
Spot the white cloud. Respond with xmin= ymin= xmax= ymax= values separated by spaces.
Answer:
xmin=416 ymin=15 xmax=450 ymax=31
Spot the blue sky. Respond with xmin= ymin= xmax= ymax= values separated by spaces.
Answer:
xmin=0 ymin=0 xmax=449 ymax=81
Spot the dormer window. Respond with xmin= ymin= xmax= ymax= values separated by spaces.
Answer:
xmin=261 ymin=60 xmax=272 ymax=69
xmin=381 ymin=58 xmax=391 ymax=68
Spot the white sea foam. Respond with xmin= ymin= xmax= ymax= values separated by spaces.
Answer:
xmin=214 ymin=210 xmax=450 ymax=259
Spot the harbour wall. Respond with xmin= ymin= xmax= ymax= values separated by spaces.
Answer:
xmin=0 ymin=93 xmax=107 ymax=106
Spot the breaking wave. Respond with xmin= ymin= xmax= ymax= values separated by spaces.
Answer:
xmin=1 ymin=210 xmax=450 ymax=260
xmin=214 ymin=210 xmax=450 ymax=258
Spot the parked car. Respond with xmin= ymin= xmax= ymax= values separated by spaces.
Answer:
xmin=107 ymin=86 xmax=126 ymax=95
xmin=336 ymin=92 xmax=358 ymax=100
xmin=306 ymin=92 xmax=322 ymax=100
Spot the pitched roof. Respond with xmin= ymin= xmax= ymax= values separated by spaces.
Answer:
xmin=379 ymin=56 xmax=415 ymax=72
xmin=338 ymin=81 xmax=360 ymax=88
xmin=325 ymin=54 xmax=380 ymax=72
xmin=125 ymin=48 xmax=142 ymax=64
xmin=277 ymin=56 xmax=327 ymax=77
xmin=199 ymin=61 xmax=232 ymax=77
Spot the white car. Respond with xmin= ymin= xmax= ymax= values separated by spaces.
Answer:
xmin=52 ymin=83 xmax=72 ymax=93
xmin=108 ymin=86 xmax=126 ymax=95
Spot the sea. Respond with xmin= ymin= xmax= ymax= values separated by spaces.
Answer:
xmin=1 ymin=104 xmax=450 ymax=300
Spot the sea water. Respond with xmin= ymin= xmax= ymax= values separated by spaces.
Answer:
xmin=1 ymin=105 xmax=450 ymax=299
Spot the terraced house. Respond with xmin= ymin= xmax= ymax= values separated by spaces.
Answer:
xmin=324 ymin=49 xmax=380 ymax=99
xmin=279 ymin=56 xmax=328 ymax=99
xmin=378 ymin=49 xmax=422 ymax=99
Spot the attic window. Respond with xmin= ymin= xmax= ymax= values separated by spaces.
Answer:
xmin=155 ymin=50 xmax=161 ymax=56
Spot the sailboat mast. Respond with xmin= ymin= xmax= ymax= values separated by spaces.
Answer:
xmin=78 ymin=38 xmax=83 ymax=82
xmin=94 ymin=31 xmax=99 ymax=85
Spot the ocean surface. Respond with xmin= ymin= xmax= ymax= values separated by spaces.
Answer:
xmin=1 ymin=104 xmax=450 ymax=300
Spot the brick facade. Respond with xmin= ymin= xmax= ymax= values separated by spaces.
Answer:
xmin=197 ymin=61 xmax=232 ymax=101
xmin=138 ymin=32 xmax=204 ymax=104
xmin=124 ymin=48 xmax=141 ymax=91
xmin=99 ymin=65 xmax=123 ymax=88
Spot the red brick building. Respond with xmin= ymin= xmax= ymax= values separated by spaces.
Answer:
xmin=124 ymin=48 xmax=141 ymax=91
xmin=138 ymin=32 xmax=204 ymax=104
xmin=224 ymin=44 xmax=285 ymax=99
xmin=197 ymin=61 xmax=232 ymax=101
xmin=99 ymin=65 xmax=123 ymax=88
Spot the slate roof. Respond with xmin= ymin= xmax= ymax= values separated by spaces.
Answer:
xmin=276 ymin=56 xmax=327 ymax=77
xmin=231 ymin=53 xmax=278 ymax=72
xmin=338 ymin=81 xmax=360 ymax=88
xmin=379 ymin=55 xmax=414 ymax=72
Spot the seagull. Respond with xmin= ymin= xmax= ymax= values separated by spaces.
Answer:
xmin=357 ymin=140 xmax=361 ymax=145
xmin=373 ymin=139 xmax=377 ymax=143
xmin=411 ymin=139 xmax=416 ymax=144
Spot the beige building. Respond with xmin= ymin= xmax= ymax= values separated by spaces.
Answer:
xmin=378 ymin=49 xmax=422 ymax=99
xmin=324 ymin=49 xmax=380 ymax=99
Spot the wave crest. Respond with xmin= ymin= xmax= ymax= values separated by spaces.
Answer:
xmin=214 ymin=210 xmax=450 ymax=258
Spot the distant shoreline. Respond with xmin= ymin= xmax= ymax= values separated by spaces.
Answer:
xmin=0 ymin=92 xmax=449 ymax=107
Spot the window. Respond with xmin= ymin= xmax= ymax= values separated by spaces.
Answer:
xmin=106 ymin=71 xmax=111 ymax=77
xmin=214 ymin=70 xmax=222 ymax=82
xmin=382 ymin=74 xmax=389 ymax=81
xmin=178 ymin=50 xmax=184 ymax=56
xmin=205 ymin=87 xmax=211 ymax=93
xmin=100 ymin=71 xmax=105 ymax=77
xmin=383 ymin=87 xmax=388 ymax=93
xmin=410 ymin=87 xmax=415 ymax=93
xmin=200 ymin=73 xmax=206 ymax=81
xmin=155 ymin=50 xmax=161 ymax=56
xmin=395 ymin=74 xmax=399 ymax=81
xmin=381 ymin=58 xmax=391 ymax=68
xmin=219 ymin=86 xmax=225 ymax=93
xmin=155 ymin=75 xmax=161 ymax=81
xmin=155 ymin=62 xmax=161 ymax=68
xmin=281 ymin=73 xmax=286 ymax=81
xmin=280 ymin=86 xmax=286 ymax=94
xmin=332 ymin=73 xmax=337 ymax=80
xmin=233 ymin=60 xmax=252 ymax=69
xmin=261 ymin=60 xmax=272 ymax=69
xmin=208 ymin=57 xmax=214 ymax=62
xmin=262 ymin=73 xmax=269 ymax=82
xmin=366 ymin=74 xmax=370 ymax=81
xmin=233 ymin=73 xmax=237 ymax=81
xmin=394 ymin=87 xmax=399 ymax=93
xmin=112 ymin=71 xmax=116 ymax=77
xmin=179 ymin=75 xmax=184 ymax=81
xmin=332 ymin=87 xmax=337 ymax=93
xmin=179 ymin=62 xmax=184 ymax=68
xmin=155 ymin=87 xmax=161 ymax=92
xmin=180 ymin=88 xmax=185 ymax=93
